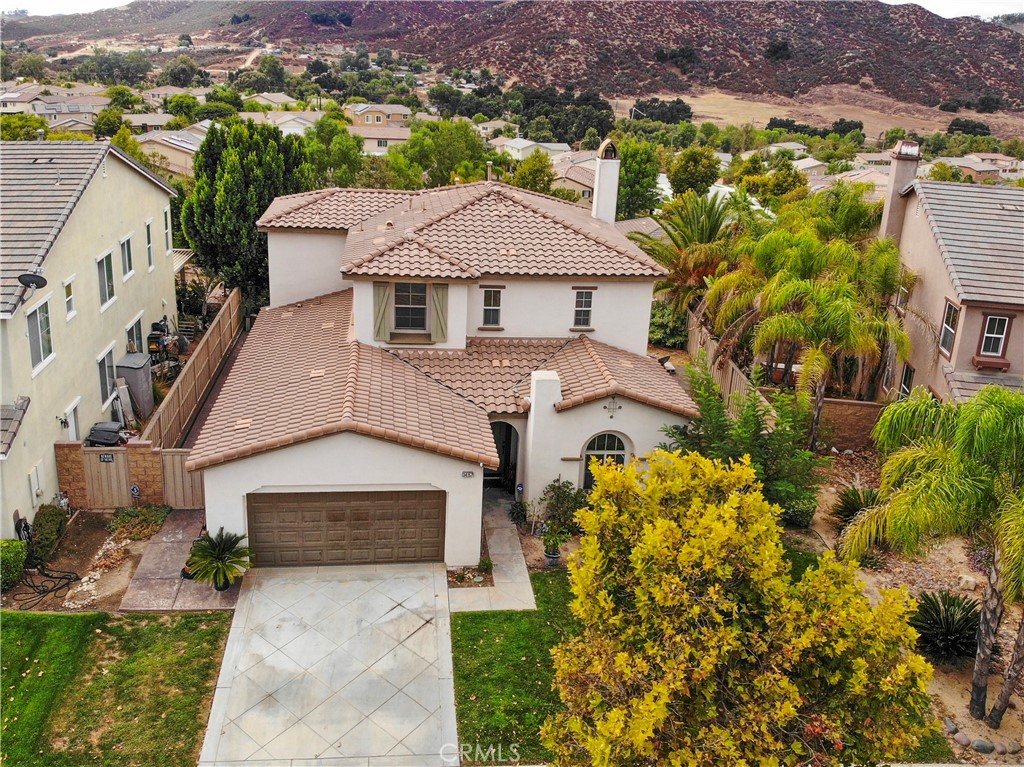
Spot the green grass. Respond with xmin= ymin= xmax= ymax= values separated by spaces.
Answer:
xmin=451 ymin=571 xmax=576 ymax=764
xmin=1 ymin=610 xmax=231 ymax=767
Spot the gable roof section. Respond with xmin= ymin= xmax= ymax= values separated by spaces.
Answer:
xmin=909 ymin=181 xmax=1024 ymax=306
xmin=0 ymin=141 xmax=174 ymax=314
xmin=256 ymin=187 xmax=416 ymax=231
xmin=186 ymin=290 xmax=498 ymax=471
xmin=343 ymin=182 xmax=664 ymax=279
xmin=555 ymin=163 xmax=595 ymax=189
xmin=349 ymin=237 xmax=481 ymax=279
xmin=943 ymin=365 xmax=1024 ymax=403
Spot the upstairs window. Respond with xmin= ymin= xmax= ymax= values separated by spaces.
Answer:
xmin=120 ymin=236 xmax=134 ymax=278
xmin=573 ymin=290 xmax=593 ymax=329
xmin=939 ymin=301 xmax=960 ymax=356
xmin=146 ymin=222 xmax=154 ymax=269
xmin=64 ymin=278 xmax=76 ymax=320
xmin=394 ymin=283 xmax=428 ymax=332
xmin=896 ymin=285 xmax=909 ymax=314
xmin=899 ymin=364 xmax=915 ymax=400
xmin=980 ymin=316 xmax=1009 ymax=357
xmin=482 ymin=289 xmax=502 ymax=327
xmin=163 ymin=207 xmax=172 ymax=251
xmin=27 ymin=300 xmax=53 ymax=370
xmin=97 ymin=252 xmax=115 ymax=307
xmin=98 ymin=346 xmax=116 ymax=404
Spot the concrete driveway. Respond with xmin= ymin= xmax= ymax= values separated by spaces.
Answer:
xmin=199 ymin=564 xmax=458 ymax=766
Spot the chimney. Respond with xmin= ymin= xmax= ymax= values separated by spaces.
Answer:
xmin=879 ymin=140 xmax=920 ymax=243
xmin=523 ymin=370 xmax=563 ymax=503
xmin=591 ymin=139 xmax=619 ymax=224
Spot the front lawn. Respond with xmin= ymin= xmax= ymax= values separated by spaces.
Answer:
xmin=451 ymin=571 xmax=576 ymax=764
xmin=1 ymin=610 xmax=231 ymax=767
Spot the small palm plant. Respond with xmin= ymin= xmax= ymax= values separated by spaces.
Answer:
xmin=832 ymin=485 xmax=880 ymax=528
xmin=186 ymin=528 xmax=252 ymax=591
xmin=910 ymin=591 xmax=980 ymax=664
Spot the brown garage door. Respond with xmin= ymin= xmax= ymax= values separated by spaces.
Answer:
xmin=246 ymin=490 xmax=446 ymax=567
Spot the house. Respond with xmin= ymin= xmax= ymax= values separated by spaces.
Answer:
xmin=918 ymin=157 xmax=1001 ymax=183
xmin=347 ymin=123 xmax=411 ymax=154
xmin=965 ymin=152 xmax=1022 ymax=180
xmin=31 ymin=95 xmax=111 ymax=124
xmin=878 ymin=141 xmax=1023 ymax=403
xmin=474 ymin=119 xmax=516 ymax=138
xmin=552 ymin=150 xmax=599 ymax=200
xmin=793 ymin=156 xmax=827 ymax=178
xmin=0 ymin=86 xmax=52 ymax=115
xmin=137 ymin=130 xmax=202 ymax=177
xmin=50 ymin=117 xmax=95 ymax=134
xmin=740 ymin=141 xmax=809 ymax=160
xmin=500 ymin=137 xmax=572 ymax=161
xmin=809 ymin=167 xmax=889 ymax=202
xmin=0 ymin=141 xmax=177 ymax=538
xmin=343 ymin=102 xmax=412 ymax=126
xmin=140 ymin=85 xmax=189 ymax=106
xmin=235 ymin=110 xmax=319 ymax=137
xmin=125 ymin=113 xmax=180 ymax=133
xmin=854 ymin=151 xmax=893 ymax=166
xmin=186 ymin=141 xmax=698 ymax=567
xmin=250 ymin=92 xmax=299 ymax=109
xmin=713 ymin=151 xmax=733 ymax=173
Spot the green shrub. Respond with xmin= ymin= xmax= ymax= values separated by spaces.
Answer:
xmin=1 ymin=539 xmax=27 ymax=591
xmin=478 ymin=556 xmax=494 ymax=574
xmin=32 ymin=504 xmax=68 ymax=563
xmin=539 ymin=479 xmax=588 ymax=535
xmin=109 ymin=504 xmax=171 ymax=540
xmin=648 ymin=300 xmax=688 ymax=349
xmin=508 ymin=500 xmax=528 ymax=527
xmin=780 ymin=494 xmax=818 ymax=528
xmin=910 ymin=591 xmax=980 ymax=663
xmin=832 ymin=485 xmax=880 ymax=526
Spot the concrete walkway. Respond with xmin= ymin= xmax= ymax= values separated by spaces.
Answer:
xmin=200 ymin=564 xmax=457 ymax=766
xmin=448 ymin=490 xmax=536 ymax=613
xmin=120 ymin=508 xmax=239 ymax=611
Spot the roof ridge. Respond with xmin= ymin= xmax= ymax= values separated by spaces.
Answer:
xmin=413 ymin=236 xmax=481 ymax=278
xmin=580 ymin=335 xmax=619 ymax=391
xmin=492 ymin=185 xmax=660 ymax=271
xmin=339 ymin=340 xmax=359 ymax=423
xmin=381 ymin=344 xmax=493 ymax=414
xmin=262 ymin=188 xmax=340 ymax=225
xmin=509 ymin=336 xmax=576 ymax=398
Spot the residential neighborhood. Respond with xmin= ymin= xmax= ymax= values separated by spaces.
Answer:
xmin=1 ymin=2 xmax=1024 ymax=766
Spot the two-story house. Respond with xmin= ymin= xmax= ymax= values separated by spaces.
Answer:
xmin=342 ymin=103 xmax=412 ymax=126
xmin=878 ymin=141 xmax=1023 ymax=403
xmin=0 ymin=141 xmax=177 ymax=537
xmin=186 ymin=141 xmax=697 ymax=567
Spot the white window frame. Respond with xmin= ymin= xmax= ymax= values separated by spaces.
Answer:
xmin=145 ymin=220 xmax=154 ymax=271
xmin=980 ymin=315 xmax=1009 ymax=358
xmin=377 ymin=139 xmax=388 ymax=148
xmin=163 ymin=206 xmax=172 ymax=252
xmin=63 ymin=274 xmax=76 ymax=321
xmin=97 ymin=251 xmax=116 ymax=310
xmin=573 ymin=290 xmax=594 ymax=329
xmin=583 ymin=432 xmax=628 ymax=489
xmin=26 ymin=294 xmax=55 ymax=376
xmin=126 ymin=310 xmax=145 ymax=354
xmin=97 ymin=342 xmax=117 ymax=407
xmin=899 ymin=364 xmax=915 ymax=400
xmin=120 ymin=235 xmax=135 ymax=281
xmin=393 ymin=282 xmax=429 ymax=333
xmin=482 ymin=288 xmax=502 ymax=327
xmin=938 ymin=300 xmax=959 ymax=356
xmin=65 ymin=396 xmax=82 ymax=441
xmin=895 ymin=285 xmax=909 ymax=314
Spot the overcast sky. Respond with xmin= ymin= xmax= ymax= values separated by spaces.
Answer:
xmin=4 ymin=0 xmax=1023 ymax=20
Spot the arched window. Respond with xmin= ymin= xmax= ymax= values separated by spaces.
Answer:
xmin=583 ymin=433 xmax=627 ymax=489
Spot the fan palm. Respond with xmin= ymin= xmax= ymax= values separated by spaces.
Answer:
xmin=629 ymin=191 xmax=733 ymax=316
xmin=842 ymin=386 xmax=1024 ymax=725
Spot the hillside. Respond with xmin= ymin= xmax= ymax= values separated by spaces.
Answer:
xmin=3 ymin=0 xmax=1023 ymax=109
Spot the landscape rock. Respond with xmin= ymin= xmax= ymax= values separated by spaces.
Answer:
xmin=958 ymin=574 xmax=978 ymax=591
xmin=1007 ymin=741 xmax=1021 ymax=755
xmin=843 ymin=449 xmax=854 ymax=455
xmin=971 ymin=738 xmax=995 ymax=754
xmin=954 ymin=732 xmax=971 ymax=746
xmin=831 ymin=446 xmax=840 ymax=454
xmin=943 ymin=716 xmax=958 ymax=734
xmin=995 ymin=742 xmax=1007 ymax=755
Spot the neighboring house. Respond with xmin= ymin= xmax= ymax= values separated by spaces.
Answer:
xmin=793 ymin=156 xmax=827 ymax=177
xmin=474 ymin=119 xmax=516 ymax=138
xmin=250 ymin=92 xmax=299 ymax=109
xmin=187 ymin=141 xmax=698 ymax=567
xmin=488 ymin=135 xmax=513 ymax=151
xmin=714 ymin=151 xmax=733 ymax=173
xmin=347 ymin=123 xmax=411 ymax=154
xmin=0 ymin=141 xmax=177 ymax=538
xmin=235 ymin=111 xmax=319 ymax=137
xmin=854 ymin=151 xmax=893 ymax=166
xmin=125 ymin=113 xmax=179 ymax=132
xmin=553 ymin=162 xmax=595 ymax=200
xmin=740 ymin=141 xmax=809 ymax=160
xmin=965 ymin=152 xmax=1023 ymax=180
xmin=878 ymin=141 xmax=1024 ymax=404
xmin=137 ymin=130 xmax=202 ymax=178
xmin=31 ymin=95 xmax=111 ymax=123
xmin=0 ymin=87 xmax=52 ymax=115
xmin=500 ymin=137 xmax=572 ymax=161
xmin=343 ymin=103 xmax=412 ymax=126
xmin=50 ymin=117 xmax=95 ymax=134
xmin=918 ymin=157 xmax=1001 ymax=182
xmin=809 ymin=167 xmax=890 ymax=202
xmin=140 ymin=85 xmax=189 ymax=106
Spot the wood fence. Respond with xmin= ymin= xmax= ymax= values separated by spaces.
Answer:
xmin=686 ymin=311 xmax=769 ymax=415
xmin=142 ymin=287 xmax=243 ymax=449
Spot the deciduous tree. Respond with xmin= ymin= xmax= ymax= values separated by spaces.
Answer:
xmin=615 ymin=137 xmax=661 ymax=220
xmin=511 ymin=150 xmax=555 ymax=194
xmin=667 ymin=145 xmax=720 ymax=196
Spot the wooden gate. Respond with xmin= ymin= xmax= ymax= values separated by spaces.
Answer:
xmin=162 ymin=449 xmax=205 ymax=508
xmin=82 ymin=447 xmax=132 ymax=509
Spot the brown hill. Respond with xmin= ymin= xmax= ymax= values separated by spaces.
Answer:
xmin=3 ymin=0 xmax=1022 ymax=109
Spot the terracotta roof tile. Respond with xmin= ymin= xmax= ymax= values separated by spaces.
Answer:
xmin=186 ymin=290 xmax=498 ymax=471
xmin=348 ymin=237 xmax=481 ymax=279
xmin=256 ymin=188 xmax=416 ymax=231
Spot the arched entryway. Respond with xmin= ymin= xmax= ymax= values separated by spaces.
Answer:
xmin=486 ymin=421 xmax=520 ymax=494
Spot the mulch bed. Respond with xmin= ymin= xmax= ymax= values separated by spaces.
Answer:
xmin=448 ymin=532 xmax=494 ymax=588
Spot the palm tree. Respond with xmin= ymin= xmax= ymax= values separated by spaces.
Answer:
xmin=628 ymin=191 xmax=734 ymax=317
xmin=752 ymin=277 xmax=909 ymax=448
xmin=842 ymin=386 xmax=1024 ymax=723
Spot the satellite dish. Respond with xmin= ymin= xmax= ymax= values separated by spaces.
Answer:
xmin=17 ymin=273 xmax=47 ymax=290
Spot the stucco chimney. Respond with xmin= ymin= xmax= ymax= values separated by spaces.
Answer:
xmin=879 ymin=140 xmax=921 ymax=243
xmin=591 ymin=139 xmax=620 ymax=224
xmin=523 ymin=370 xmax=563 ymax=502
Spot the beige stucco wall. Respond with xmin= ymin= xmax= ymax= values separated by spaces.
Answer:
xmin=267 ymin=230 xmax=348 ymax=307
xmin=552 ymin=177 xmax=593 ymax=199
xmin=201 ymin=431 xmax=485 ymax=566
xmin=139 ymin=142 xmax=194 ymax=178
xmin=353 ymin=281 xmax=470 ymax=349
xmin=1 ymin=153 xmax=176 ymax=536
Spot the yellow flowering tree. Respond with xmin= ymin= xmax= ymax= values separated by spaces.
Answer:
xmin=542 ymin=451 xmax=932 ymax=766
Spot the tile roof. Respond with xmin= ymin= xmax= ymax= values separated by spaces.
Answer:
xmin=555 ymin=163 xmax=595 ymax=189
xmin=186 ymin=290 xmax=498 ymax=471
xmin=615 ymin=217 xmax=662 ymax=238
xmin=909 ymin=181 xmax=1024 ymax=306
xmin=256 ymin=188 xmax=416 ymax=231
xmin=347 ymin=124 xmax=412 ymax=141
xmin=342 ymin=182 xmax=664 ymax=279
xmin=943 ymin=365 xmax=1024 ymax=403
xmin=396 ymin=336 xmax=698 ymax=418
xmin=349 ymin=237 xmax=481 ymax=279
xmin=137 ymin=130 xmax=203 ymax=153
xmin=0 ymin=396 xmax=30 ymax=458
xmin=0 ymin=141 xmax=174 ymax=314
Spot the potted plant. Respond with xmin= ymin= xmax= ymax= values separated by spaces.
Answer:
xmin=186 ymin=527 xmax=252 ymax=591
xmin=542 ymin=525 xmax=570 ymax=567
